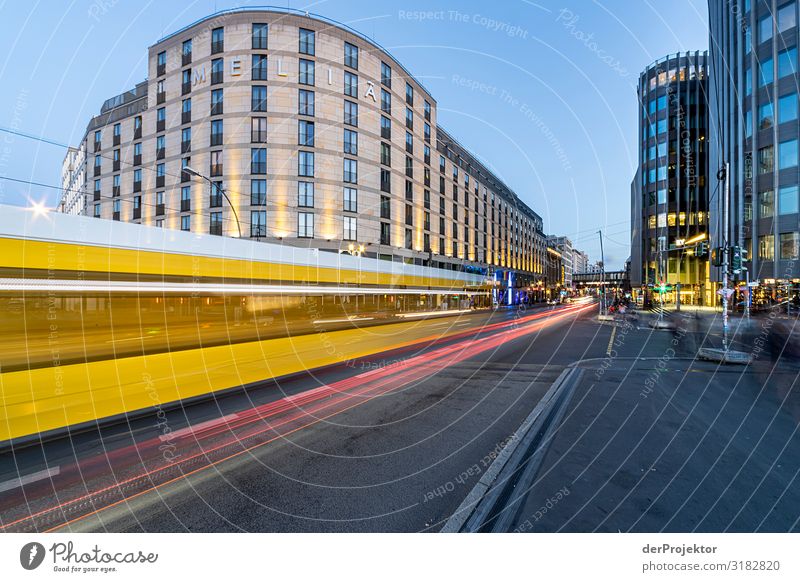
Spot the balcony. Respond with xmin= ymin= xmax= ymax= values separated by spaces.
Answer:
xmin=181 ymin=141 xmax=191 ymax=154
xmin=181 ymin=199 xmax=191 ymax=212
xmin=182 ymin=82 xmax=191 ymax=96
xmin=113 ymin=134 xmax=120 ymax=146
xmin=156 ymin=175 xmax=165 ymax=188
xmin=157 ymin=62 xmax=166 ymax=77
xmin=182 ymin=110 xmax=191 ymax=125
xmin=157 ymin=91 xmax=165 ymax=105
xmin=157 ymin=118 xmax=165 ymax=132
xmin=133 ymin=208 xmax=141 ymax=220
xmin=133 ymin=154 xmax=142 ymax=166
xmin=182 ymin=52 xmax=191 ymax=66
xmin=156 ymin=203 xmax=165 ymax=216
xmin=113 ymin=160 xmax=120 ymax=172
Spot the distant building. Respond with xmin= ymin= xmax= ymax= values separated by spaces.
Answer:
xmin=588 ymin=260 xmax=604 ymax=274
xmin=547 ymin=235 xmax=573 ymax=287
xmin=60 ymin=146 xmax=86 ymax=215
xmin=572 ymin=248 xmax=589 ymax=275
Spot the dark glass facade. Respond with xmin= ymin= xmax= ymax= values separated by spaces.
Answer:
xmin=632 ymin=51 xmax=711 ymax=305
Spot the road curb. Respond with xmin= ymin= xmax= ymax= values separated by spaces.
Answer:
xmin=440 ymin=366 xmax=583 ymax=533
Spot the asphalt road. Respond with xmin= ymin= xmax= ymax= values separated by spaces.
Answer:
xmin=0 ymin=301 xmax=607 ymax=532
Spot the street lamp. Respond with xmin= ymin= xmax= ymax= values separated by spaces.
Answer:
xmin=183 ymin=166 xmax=242 ymax=238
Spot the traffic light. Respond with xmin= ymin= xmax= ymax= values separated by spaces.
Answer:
xmin=732 ymin=245 xmax=742 ymax=274
xmin=696 ymin=241 xmax=708 ymax=257
xmin=711 ymin=246 xmax=723 ymax=267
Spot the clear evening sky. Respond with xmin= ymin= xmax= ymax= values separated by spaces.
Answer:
xmin=0 ymin=0 xmax=708 ymax=268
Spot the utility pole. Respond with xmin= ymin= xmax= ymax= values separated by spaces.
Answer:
xmin=598 ymin=230 xmax=606 ymax=315
xmin=721 ymin=162 xmax=730 ymax=349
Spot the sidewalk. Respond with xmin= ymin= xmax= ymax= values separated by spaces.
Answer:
xmin=459 ymin=313 xmax=800 ymax=532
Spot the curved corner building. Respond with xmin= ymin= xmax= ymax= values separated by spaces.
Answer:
xmin=64 ymin=8 xmax=546 ymax=301
xmin=632 ymin=51 xmax=711 ymax=306
xmin=709 ymin=0 xmax=800 ymax=301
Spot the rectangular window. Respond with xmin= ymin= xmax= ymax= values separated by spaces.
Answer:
xmin=211 ymin=57 xmax=223 ymax=84
xmin=406 ymin=107 xmax=413 ymax=129
xmin=211 ymin=27 xmax=224 ymax=54
xmin=381 ymin=89 xmax=391 ymax=113
xmin=779 ymin=93 xmax=798 ymax=123
xmin=181 ymin=127 xmax=191 ymax=153
xmin=298 ymin=212 xmax=314 ymax=238
xmin=759 ymin=102 xmax=774 ymax=130
xmin=778 ymin=47 xmax=797 ymax=79
xmin=344 ymin=129 xmax=358 ymax=155
xmin=343 ymin=216 xmax=357 ymax=241
xmin=298 ymin=151 xmax=315 ymax=177
xmin=299 ymin=28 xmax=315 ymax=55
xmin=211 ymin=88 xmax=223 ymax=115
xmin=380 ymin=195 xmax=391 ymax=219
xmin=181 ymin=215 xmax=191 ymax=231
xmin=250 ymin=210 xmax=266 ymax=238
xmin=210 ymin=211 xmax=222 ymax=235
xmin=405 ymin=131 xmax=413 ymax=153
xmin=299 ymin=120 xmax=315 ymax=146
xmin=344 ymin=42 xmax=358 ymax=69
xmin=779 ymin=139 xmax=798 ymax=168
xmin=760 ymin=58 xmax=774 ymax=86
xmin=760 ymin=14 xmax=773 ymax=44
xmin=210 ymin=150 xmax=223 ymax=177
xmin=251 ymin=117 xmax=267 ymax=142
xmin=299 ymin=58 xmax=315 ymax=86
xmin=405 ymin=228 xmax=413 ymax=249
xmin=424 ymin=100 xmax=431 ymax=121
xmin=779 ymin=184 xmax=799 ymax=215
xmin=210 ymin=183 xmax=223 ymax=208
xmin=298 ymin=181 xmax=314 ymax=207
xmin=405 ymin=82 xmax=414 ymax=105
xmin=210 ymin=119 xmax=223 ymax=146
xmin=779 ymin=2 xmax=797 ymax=32
xmin=299 ymin=89 xmax=315 ymax=115
xmin=781 ymin=232 xmax=800 ymax=259
xmin=760 ymin=189 xmax=775 ymax=218
xmin=380 ymin=222 xmax=391 ymax=245
xmin=759 ymin=234 xmax=775 ymax=261
xmin=252 ymin=23 xmax=268 ymax=49
xmin=343 ymin=158 xmax=357 ymax=183
xmin=381 ymin=62 xmax=392 ymax=87
xmin=252 ymin=86 xmax=267 ymax=111
xmin=344 ymin=100 xmax=358 ymax=127
xmin=251 ymin=179 xmax=267 ymax=206
xmin=745 ymin=109 xmax=753 ymax=138
xmin=759 ymin=145 xmax=774 ymax=173
xmin=344 ymin=71 xmax=358 ymax=97
xmin=405 ymin=203 xmax=413 ymax=226
xmin=251 ymin=148 xmax=267 ymax=174
xmin=381 ymin=115 xmax=391 ymax=139
xmin=182 ymin=39 xmax=192 ymax=64
xmin=252 ymin=54 xmax=268 ymax=81
xmin=344 ymin=187 xmax=357 ymax=212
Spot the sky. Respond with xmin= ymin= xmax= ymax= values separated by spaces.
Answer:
xmin=0 ymin=0 xmax=709 ymax=269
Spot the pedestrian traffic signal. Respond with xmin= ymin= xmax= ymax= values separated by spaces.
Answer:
xmin=732 ymin=245 xmax=742 ymax=274
xmin=696 ymin=241 xmax=708 ymax=257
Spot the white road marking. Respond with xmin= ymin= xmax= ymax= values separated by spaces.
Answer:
xmin=0 ymin=466 xmax=60 ymax=493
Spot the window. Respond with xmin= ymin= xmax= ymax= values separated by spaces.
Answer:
xmin=779 ymin=139 xmax=798 ymax=168
xmin=779 ymin=93 xmax=798 ymax=123
xmin=299 ymin=28 xmax=315 ymax=55
xmin=182 ymin=39 xmax=192 ymax=64
xmin=181 ymin=186 xmax=191 ymax=210
xmin=299 ymin=89 xmax=315 ymax=115
xmin=251 ymin=179 xmax=267 ymax=206
xmin=344 ymin=71 xmax=358 ymax=97
xmin=298 ymin=212 xmax=314 ymax=238
xmin=778 ymin=47 xmax=797 ymax=78
xmin=252 ymin=54 xmax=268 ymax=81
xmin=182 ymin=97 xmax=191 ymax=123
xmin=760 ymin=58 xmax=774 ymax=86
xmin=133 ymin=169 xmax=142 ymax=192
xmin=424 ymin=123 xmax=431 ymax=143
xmin=405 ymin=155 xmax=413 ymax=178
xmin=405 ymin=131 xmax=413 ymax=153
xmin=211 ymin=119 xmax=223 ymax=146
xmin=759 ymin=145 xmax=774 ymax=173
xmin=211 ymin=88 xmax=223 ymax=114
xmin=182 ymin=69 xmax=191 ymax=94
xmin=299 ymin=58 xmax=315 ymax=85
xmin=380 ymin=222 xmax=391 ymax=245
xmin=251 ymin=148 xmax=267 ymax=174
xmin=298 ymin=151 xmax=314 ymax=177
xmin=210 ymin=150 xmax=223 ymax=176
xmin=251 ymin=210 xmax=266 ymax=238
xmin=405 ymin=203 xmax=413 ymax=226
xmin=381 ymin=62 xmax=391 ymax=87
xmin=381 ymin=89 xmax=391 ymax=113
xmin=745 ymin=67 xmax=752 ymax=96
xmin=424 ymin=100 xmax=431 ymax=121
xmin=380 ymin=195 xmax=391 ymax=219
xmin=252 ymin=23 xmax=268 ymax=50
xmin=343 ymin=216 xmax=357 ymax=241
xmin=344 ymin=100 xmax=358 ymax=126
xmin=211 ymin=27 xmax=224 ymax=53
xmin=778 ymin=2 xmax=797 ymax=33
xmin=380 ymin=169 xmax=391 ymax=193
xmin=344 ymin=187 xmax=357 ymax=212
xmin=298 ymin=181 xmax=314 ymax=207
xmin=157 ymin=50 xmax=166 ymax=75
xmin=405 ymin=82 xmax=414 ymax=105
xmin=759 ymin=101 xmax=774 ymax=129
xmin=381 ymin=142 xmax=391 ymax=166
xmin=156 ymin=106 xmax=166 ymax=130
xmin=251 ymin=117 xmax=267 ymax=142
xmin=94 ymin=204 xmax=100 ymax=218
xmin=344 ymin=42 xmax=358 ymax=69
xmin=745 ymin=109 xmax=753 ymax=138
xmin=211 ymin=58 xmax=223 ymax=84
xmin=181 ymin=127 xmax=191 ymax=153
xmin=759 ymin=234 xmax=775 ymax=261
xmin=210 ymin=211 xmax=222 ymax=235
xmin=779 ymin=185 xmax=799 ymax=215
xmin=181 ymin=215 xmax=192 ymax=231
xmin=406 ymin=107 xmax=413 ymax=129
xmin=781 ymin=232 xmax=800 ymax=259
xmin=760 ymin=190 xmax=774 ymax=218
xmin=344 ymin=129 xmax=358 ymax=155
xmin=405 ymin=228 xmax=413 ymax=249
xmin=381 ymin=116 xmax=391 ymax=139
xmin=299 ymin=120 xmax=315 ymax=146
xmin=210 ymin=182 xmax=222 ymax=207
xmin=759 ymin=14 xmax=773 ymax=44
xmin=252 ymin=86 xmax=267 ymax=111
xmin=343 ymin=158 xmax=357 ymax=183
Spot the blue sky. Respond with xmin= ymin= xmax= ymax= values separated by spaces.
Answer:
xmin=0 ymin=0 xmax=709 ymax=268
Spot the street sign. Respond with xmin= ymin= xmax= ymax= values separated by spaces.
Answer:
xmin=747 ymin=281 xmax=759 ymax=287
xmin=717 ymin=288 xmax=734 ymax=298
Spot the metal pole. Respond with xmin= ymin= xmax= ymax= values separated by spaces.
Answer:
xmin=598 ymin=230 xmax=605 ymax=315
xmin=722 ymin=162 xmax=730 ymax=349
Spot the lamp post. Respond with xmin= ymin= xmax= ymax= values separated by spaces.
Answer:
xmin=183 ymin=166 xmax=242 ymax=238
